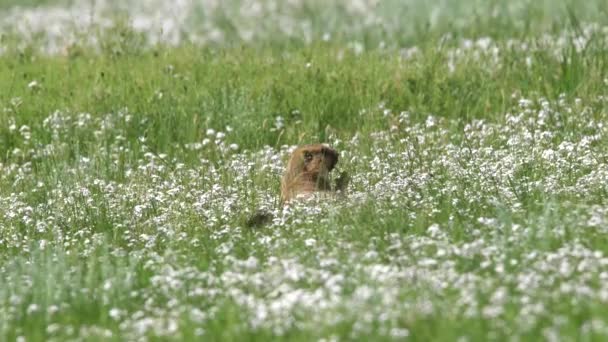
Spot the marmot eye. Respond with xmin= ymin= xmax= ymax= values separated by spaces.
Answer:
xmin=304 ymin=151 xmax=313 ymax=162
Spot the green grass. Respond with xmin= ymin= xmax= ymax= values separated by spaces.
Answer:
xmin=2 ymin=41 xmax=606 ymax=160
xmin=2 ymin=0 xmax=608 ymax=341
xmin=0 ymin=0 xmax=67 ymax=9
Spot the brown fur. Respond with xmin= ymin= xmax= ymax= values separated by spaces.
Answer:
xmin=280 ymin=144 xmax=340 ymax=204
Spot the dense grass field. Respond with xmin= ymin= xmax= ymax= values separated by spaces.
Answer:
xmin=2 ymin=0 xmax=608 ymax=340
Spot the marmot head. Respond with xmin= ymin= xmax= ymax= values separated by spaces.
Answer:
xmin=281 ymin=144 xmax=339 ymax=203
xmin=293 ymin=144 xmax=338 ymax=180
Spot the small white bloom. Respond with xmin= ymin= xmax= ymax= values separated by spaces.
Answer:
xmin=27 ymin=304 xmax=39 ymax=314
xmin=27 ymin=80 xmax=39 ymax=89
xmin=390 ymin=328 xmax=410 ymax=338
xmin=109 ymin=308 xmax=122 ymax=320
xmin=304 ymin=238 xmax=316 ymax=247
xmin=244 ymin=256 xmax=258 ymax=270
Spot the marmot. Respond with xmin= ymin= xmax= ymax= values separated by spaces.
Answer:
xmin=246 ymin=143 xmax=349 ymax=227
xmin=280 ymin=144 xmax=342 ymax=203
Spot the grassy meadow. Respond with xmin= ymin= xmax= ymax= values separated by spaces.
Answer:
xmin=2 ymin=0 xmax=608 ymax=340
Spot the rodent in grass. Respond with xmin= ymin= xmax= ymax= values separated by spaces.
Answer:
xmin=246 ymin=143 xmax=349 ymax=227
xmin=280 ymin=143 xmax=348 ymax=204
